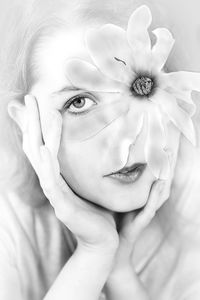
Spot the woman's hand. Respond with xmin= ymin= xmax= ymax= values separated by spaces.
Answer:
xmin=21 ymin=94 xmax=165 ymax=299
xmin=105 ymin=179 xmax=166 ymax=300
xmin=115 ymin=179 xmax=165 ymax=268
xmin=22 ymin=94 xmax=119 ymax=254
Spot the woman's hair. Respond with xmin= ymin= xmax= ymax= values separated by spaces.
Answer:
xmin=0 ymin=0 xmax=182 ymax=207
xmin=0 ymin=0 xmax=167 ymax=206
xmin=0 ymin=1 xmax=70 ymax=203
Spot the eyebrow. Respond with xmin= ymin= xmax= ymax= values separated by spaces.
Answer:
xmin=52 ymin=86 xmax=82 ymax=95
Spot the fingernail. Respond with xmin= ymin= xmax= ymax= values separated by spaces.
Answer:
xmin=24 ymin=95 xmax=30 ymax=106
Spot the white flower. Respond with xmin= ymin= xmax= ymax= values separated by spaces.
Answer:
xmin=65 ymin=5 xmax=200 ymax=179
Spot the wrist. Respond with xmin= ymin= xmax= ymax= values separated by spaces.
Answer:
xmin=44 ymin=239 xmax=117 ymax=300
xmin=77 ymin=236 xmax=119 ymax=257
xmin=76 ymin=242 xmax=118 ymax=273
xmin=108 ymin=261 xmax=134 ymax=282
xmin=106 ymin=265 xmax=150 ymax=300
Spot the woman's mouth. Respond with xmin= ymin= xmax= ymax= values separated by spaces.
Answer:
xmin=103 ymin=163 xmax=147 ymax=184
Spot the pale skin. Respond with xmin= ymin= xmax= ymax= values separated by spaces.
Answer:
xmin=12 ymin=94 xmax=167 ymax=300
xmin=7 ymin=17 xmax=179 ymax=300
xmin=5 ymin=1 xmax=200 ymax=299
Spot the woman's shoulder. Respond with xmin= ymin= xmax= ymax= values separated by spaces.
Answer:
xmin=0 ymin=190 xmax=76 ymax=299
xmin=133 ymin=213 xmax=200 ymax=299
xmin=0 ymin=190 xmax=53 ymax=234
xmin=0 ymin=190 xmax=75 ymax=259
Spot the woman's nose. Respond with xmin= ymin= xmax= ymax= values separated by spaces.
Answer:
xmin=102 ymin=102 xmax=146 ymax=173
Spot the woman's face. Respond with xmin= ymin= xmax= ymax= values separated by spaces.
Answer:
xmin=30 ymin=26 xmax=180 ymax=212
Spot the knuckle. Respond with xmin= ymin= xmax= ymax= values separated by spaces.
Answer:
xmin=103 ymin=232 xmax=119 ymax=249
xmin=52 ymin=196 xmax=77 ymax=224
xmin=54 ymin=206 xmax=71 ymax=224
xmin=54 ymin=209 xmax=64 ymax=222
xmin=40 ymin=179 xmax=54 ymax=197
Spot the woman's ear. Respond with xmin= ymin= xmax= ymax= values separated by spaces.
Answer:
xmin=7 ymin=100 xmax=27 ymax=132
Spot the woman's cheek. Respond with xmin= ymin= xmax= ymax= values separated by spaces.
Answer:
xmin=58 ymin=135 xmax=100 ymax=184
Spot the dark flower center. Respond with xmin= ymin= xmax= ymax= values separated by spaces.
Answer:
xmin=131 ymin=76 xmax=154 ymax=96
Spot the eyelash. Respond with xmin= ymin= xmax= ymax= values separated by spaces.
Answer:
xmin=63 ymin=93 xmax=97 ymax=115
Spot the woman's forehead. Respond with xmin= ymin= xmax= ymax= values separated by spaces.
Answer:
xmin=31 ymin=0 xmax=200 ymax=94
xmin=32 ymin=27 xmax=94 ymax=92
xmin=30 ymin=0 xmax=149 ymax=90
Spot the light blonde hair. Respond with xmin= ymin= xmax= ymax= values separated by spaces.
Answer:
xmin=0 ymin=0 xmax=165 ymax=203
xmin=0 ymin=0 xmax=192 ymax=211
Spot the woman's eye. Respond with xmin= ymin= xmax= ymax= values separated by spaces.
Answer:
xmin=64 ymin=95 xmax=97 ymax=114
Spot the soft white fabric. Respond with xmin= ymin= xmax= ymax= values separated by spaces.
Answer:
xmin=133 ymin=205 xmax=200 ymax=299
xmin=0 ymin=191 xmax=200 ymax=300
xmin=0 ymin=192 xmax=75 ymax=300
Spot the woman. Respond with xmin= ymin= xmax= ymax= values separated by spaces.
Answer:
xmin=1 ymin=0 xmax=200 ymax=299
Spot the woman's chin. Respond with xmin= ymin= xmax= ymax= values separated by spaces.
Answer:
xmin=82 ymin=189 xmax=150 ymax=213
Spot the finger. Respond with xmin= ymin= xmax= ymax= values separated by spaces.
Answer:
xmin=39 ymin=145 xmax=83 ymax=218
xmin=44 ymin=110 xmax=63 ymax=157
xmin=22 ymin=125 xmax=41 ymax=174
xmin=24 ymin=94 xmax=44 ymax=160
xmin=43 ymin=110 xmax=63 ymax=179
xmin=39 ymin=146 xmax=91 ymax=240
xmin=126 ymin=180 xmax=165 ymax=243
xmin=142 ymin=179 xmax=165 ymax=217
xmin=39 ymin=146 xmax=71 ymax=212
xmin=135 ymin=180 xmax=165 ymax=225
xmin=40 ymin=145 xmax=118 ymax=247
xmin=22 ymin=130 xmax=38 ymax=170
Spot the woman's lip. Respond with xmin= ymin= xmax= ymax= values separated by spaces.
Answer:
xmin=105 ymin=163 xmax=147 ymax=176
xmin=103 ymin=163 xmax=147 ymax=184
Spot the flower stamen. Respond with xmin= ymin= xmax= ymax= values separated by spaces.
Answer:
xmin=131 ymin=76 xmax=154 ymax=96
xmin=114 ymin=56 xmax=126 ymax=65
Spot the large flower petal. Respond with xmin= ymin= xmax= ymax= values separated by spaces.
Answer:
xmin=152 ymin=28 xmax=175 ymax=71
xmin=102 ymin=104 xmax=144 ymax=174
xmin=144 ymin=106 xmax=170 ymax=179
xmin=63 ymin=98 xmax=129 ymax=142
xmin=165 ymin=88 xmax=192 ymax=104
xmin=165 ymin=87 xmax=196 ymax=116
xmin=150 ymin=88 xmax=196 ymax=145
xmin=127 ymin=5 xmax=152 ymax=53
xmin=86 ymin=24 xmax=135 ymax=84
xmin=160 ymin=71 xmax=200 ymax=92
xmin=65 ymin=59 xmax=125 ymax=92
